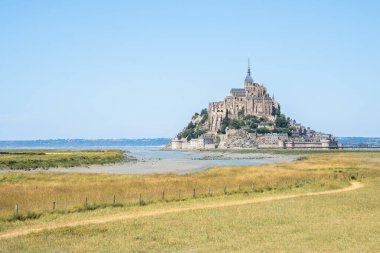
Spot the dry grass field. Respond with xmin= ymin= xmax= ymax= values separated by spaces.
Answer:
xmin=0 ymin=151 xmax=379 ymax=252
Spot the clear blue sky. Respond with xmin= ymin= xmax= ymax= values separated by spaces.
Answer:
xmin=1 ymin=0 xmax=379 ymax=140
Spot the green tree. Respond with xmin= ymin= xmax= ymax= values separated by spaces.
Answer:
xmin=194 ymin=128 xmax=206 ymax=138
xmin=275 ymin=114 xmax=288 ymax=128
xmin=273 ymin=128 xmax=288 ymax=134
xmin=250 ymin=123 xmax=258 ymax=129
xmin=256 ymin=127 xmax=271 ymax=134
xmin=187 ymin=122 xmax=196 ymax=129
xmin=272 ymin=105 xmax=281 ymax=116
xmin=244 ymin=115 xmax=257 ymax=121
xmin=218 ymin=117 xmax=230 ymax=134
xmin=179 ymin=128 xmax=195 ymax=140
xmin=200 ymin=114 xmax=208 ymax=124
xmin=238 ymin=107 xmax=245 ymax=119
xmin=192 ymin=113 xmax=199 ymax=119
xmin=229 ymin=119 xmax=241 ymax=129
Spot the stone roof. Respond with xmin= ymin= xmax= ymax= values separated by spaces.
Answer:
xmin=230 ymin=88 xmax=245 ymax=93
xmin=245 ymin=74 xmax=253 ymax=83
xmin=246 ymin=96 xmax=273 ymax=101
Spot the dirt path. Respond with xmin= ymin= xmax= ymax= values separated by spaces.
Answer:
xmin=0 ymin=181 xmax=363 ymax=240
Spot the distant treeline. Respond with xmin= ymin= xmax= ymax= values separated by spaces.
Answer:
xmin=0 ymin=138 xmax=171 ymax=149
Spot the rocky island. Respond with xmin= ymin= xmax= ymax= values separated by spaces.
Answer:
xmin=168 ymin=62 xmax=339 ymax=150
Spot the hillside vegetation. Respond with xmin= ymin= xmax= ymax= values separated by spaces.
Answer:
xmin=177 ymin=106 xmax=298 ymax=141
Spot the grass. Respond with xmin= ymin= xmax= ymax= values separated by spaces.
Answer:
xmin=11 ymin=178 xmax=376 ymax=253
xmin=0 ymin=152 xmax=378 ymax=220
xmin=0 ymin=149 xmax=130 ymax=170
xmin=0 ymin=151 xmax=379 ymax=252
xmin=1 ymin=152 xmax=374 ymax=220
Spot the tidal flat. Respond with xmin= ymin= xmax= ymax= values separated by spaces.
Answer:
xmin=19 ymin=147 xmax=301 ymax=175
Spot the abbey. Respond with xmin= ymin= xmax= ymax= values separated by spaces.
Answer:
xmin=209 ymin=63 xmax=279 ymax=132
xmin=167 ymin=62 xmax=339 ymax=150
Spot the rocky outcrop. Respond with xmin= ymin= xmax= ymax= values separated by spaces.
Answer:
xmin=219 ymin=129 xmax=256 ymax=149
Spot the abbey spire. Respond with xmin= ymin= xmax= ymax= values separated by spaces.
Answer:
xmin=244 ymin=58 xmax=253 ymax=83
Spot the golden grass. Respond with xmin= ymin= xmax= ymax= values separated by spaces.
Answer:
xmin=0 ymin=152 xmax=378 ymax=221
xmin=0 ymin=151 xmax=379 ymax=252
xmin=0 ymin=170 xmax=379 ymax=252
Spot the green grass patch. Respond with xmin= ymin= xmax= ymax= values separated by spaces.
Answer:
xmin=0 ymin=149 xmax=132 ymax=170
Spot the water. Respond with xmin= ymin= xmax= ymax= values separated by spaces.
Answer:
xmin=0 ymin=138 xmax=171 ymax=149
xmin=0 ymin=143 xmax=300 ymax=174
xmin=26 ymin=146 xmax=299 ymax=175
xmin=1 ymin=137 xmax=379 ymax=150
xmin=125 ymin=146 xmax=205 ymax=160
xmin=1 ymin=137 xmax=378 ymax=174
xmin=123 ymin=146 xmax=288 ymax=174
xmin=336 ymin=137 xmax=380 ymax=147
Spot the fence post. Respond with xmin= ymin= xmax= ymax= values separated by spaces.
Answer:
xmin=113 ymin=194 xmax=116 ymax=205
xmin=15 ymin=203 xmax=19 ymax=216
xmin=85 ymin=196 xmax=88 ymax=207
xmin=139 ymin=193 xmax=142 ymax=206
xmin=162 ymin=191 xmax=165 ymax=201
xmin=193 ymin=188 xmax=196 ymax=198
xmin=224 ymin=186 xmax=227 ymax=195
xmin=52 ymin=201 xmax=56 ymax=210
xmin=238 ymin=184 xmax=241 ymax=191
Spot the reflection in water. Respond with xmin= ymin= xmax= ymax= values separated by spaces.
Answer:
xmin=120 ymin=146 xmax=299 ymax=175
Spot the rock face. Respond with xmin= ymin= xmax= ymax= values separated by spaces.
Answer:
xmin=218 ymin=129 xmax=256 ymax=149
xmin=168 ymin=63 xmax=340 ymax=150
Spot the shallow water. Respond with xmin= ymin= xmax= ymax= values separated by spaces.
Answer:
xmin=0 ymin=146 xmax=300 ymax=175
xmin=42 ymin=146 xmax=300 ymax=175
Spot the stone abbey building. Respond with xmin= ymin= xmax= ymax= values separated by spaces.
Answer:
xmin=167 ymin=62 xmax=339 ymax=150
xmin=209 ymin=63 xmax=279 ymax=132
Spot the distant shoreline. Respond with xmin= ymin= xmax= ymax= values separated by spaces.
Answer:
xmin=1 ymin=137 xmax=380 ymax=150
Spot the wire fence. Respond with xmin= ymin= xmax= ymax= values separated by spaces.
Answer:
xmin=1 ymin=172 xmax=359 ymax=221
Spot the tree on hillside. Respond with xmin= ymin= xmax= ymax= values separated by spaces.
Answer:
xmin=218 ymin=117 xmax=230 ymax=134
xmin=229 ymin=119 xmax=241 ymax=129
xmin=256 ymin=127 xmax=271 ymax=134
xmin=200 ymin=113 xmax=208 ymax=124
xmin=192 ymin=113 xmax=199 ymax=119
xmin=200 ymin=108 xmax=208 ymax=115
xmin=238 ymin=107 xmax=245 ymax=119
xmin=187 ymin=122 xmax=196 ymax=129
xmin=275 ymin=114 xmax=288 ymax=128
xmin=272 ymin=105 xmax=281 ymax=116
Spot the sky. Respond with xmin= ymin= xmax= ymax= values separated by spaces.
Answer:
xmin=0 ymin=0 xmax=379 ymax=140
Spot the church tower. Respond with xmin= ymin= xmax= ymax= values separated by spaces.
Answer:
xmin=244 ymin=59 xmax=254 ymax=88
